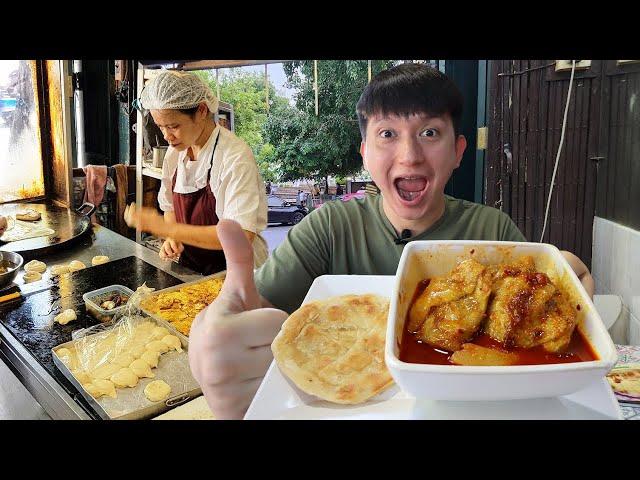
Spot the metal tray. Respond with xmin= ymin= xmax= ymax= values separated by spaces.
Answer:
xmin=139 ymin=271 xmax=226 ymax=338
xmin=51 ymin=313 xmax=201 ymax=420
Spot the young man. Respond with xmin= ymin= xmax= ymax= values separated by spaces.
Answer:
xmin=188 ymin=63 xmax=594 ymax=419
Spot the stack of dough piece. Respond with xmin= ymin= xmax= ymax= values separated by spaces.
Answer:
xmin=56 ymin=320 xmax=182 ymax=402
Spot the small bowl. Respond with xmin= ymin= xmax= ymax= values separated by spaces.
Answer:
xmin=0 ymin=250 xmax=24 ymax=290
xmin=83 ymin=285 xmax=134 ymax=323
xmin=385 ymin=241 xmax=618 ymax=401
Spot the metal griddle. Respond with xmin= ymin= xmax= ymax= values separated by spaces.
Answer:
xmin=0 ymin=256 xmax=184 ymax=419
xmin=0 ymin=202 xmax=95 ymax=260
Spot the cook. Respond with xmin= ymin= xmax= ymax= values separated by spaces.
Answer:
xmin=124 ymin=70 xmax=268 ymax=275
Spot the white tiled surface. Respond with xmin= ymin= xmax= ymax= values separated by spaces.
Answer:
xmin=592 ymin=217 xmax=640 ymax=345
xmin=0 ymin=360 xmax=50 ymax=420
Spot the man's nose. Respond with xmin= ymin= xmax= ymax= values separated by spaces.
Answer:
xmin=397 ymin=136 xmax=422 ymax=165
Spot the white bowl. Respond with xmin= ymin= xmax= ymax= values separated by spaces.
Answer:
xmin=385 ymin=241 xmax=618 ymax=401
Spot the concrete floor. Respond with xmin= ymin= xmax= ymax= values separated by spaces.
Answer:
xmin=0 ymin=360 xmax=50 ymax=420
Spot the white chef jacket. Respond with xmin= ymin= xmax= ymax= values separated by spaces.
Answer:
xmin=158 ymin=125 xmax=268 ymax=267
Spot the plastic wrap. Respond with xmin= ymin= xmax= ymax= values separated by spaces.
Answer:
xmin=53 ymin=311 xmax=199 ymax=420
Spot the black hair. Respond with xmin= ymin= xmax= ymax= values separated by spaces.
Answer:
xmin=356 ymin=63 xmax=463 ymax=139
xmin=177 ymin=105 xmax=200 ymax=118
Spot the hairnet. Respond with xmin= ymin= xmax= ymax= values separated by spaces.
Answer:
xmin=139 ymin=70 xmax=219 ymax=114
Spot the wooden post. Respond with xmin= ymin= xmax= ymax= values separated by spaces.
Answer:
xmin=265 ymin=64 xmax=269 ymax=114
xmin=314 ymin=60 xmax=318 ymax=116
xmin=216 ymin=69 xmax=220 ymax=99
xmin=368 ymin=60 xmax=372 ymax=82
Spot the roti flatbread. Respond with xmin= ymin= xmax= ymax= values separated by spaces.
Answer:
xmin=16 ymin=210 xmax=41 ymax=221
xmin=607 ymin=366 xmax=640 ymax=400
xmin=271 ymin=294 xmax=394 ymax=404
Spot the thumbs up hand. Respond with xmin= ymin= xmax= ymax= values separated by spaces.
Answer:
xmin=188 ymin=219 xmax=289 ymax=419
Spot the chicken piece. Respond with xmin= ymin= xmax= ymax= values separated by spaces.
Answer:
xmin=408 ymin=259 xmax=492 ymax=352
xmin=450 ymin=343 xmax=519 ymax=366
xmin=484 ymin=257 xmax=577 ymax=352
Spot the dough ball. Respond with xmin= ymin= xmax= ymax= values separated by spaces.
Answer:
xmin=146 ymin=340 xmax=170 ymax=354
xmin=67 ymin=260 xmax=86 ymax=272
xmin=137 ymin=321 xmax=156 ymax=332
xmin=112 ymin=352 xmax=136 ymax=368
xmin=86 ymin=379 xmax=117 ymax=399
xmin=24 ymin=260 xmax=47 ymax=273
xmin=161 ymin=334 xmax=183 ymax=353
xmin=71 ymin=369 xmax=92 ymax=386
xmin=110 ymin=367 xmax=139 ymax=388
xmin=56 ymin=348 xmax=78 ymax=370
xmin=54 ymin=309 xmax=77 ymax=325
xmin=56 ymin=347 xmax=72 ymax=360
xmin=144 ymin=380 xmax=172 ymax=402
xmin=129 ymin=343 xmax=147 ymax=358
xmin=84 ymin=383 xmax=102 ymax=398
xmin=91 ymin=255 xmax=110 ymax=266
xmin=140 ymin=350 xmax=160 ymax=368
xmin=91 ymin=362 xmax=120 ymax=380
xmin=130 ymin=359 xmax=155 ymax=379
xmin=16 ymin=209 xmax=41 ymax=221
xmin=51 ymin=264 xmax=70 ymax=276
xmin=23 ymin=271 xmax=42 ymax=283
xmin=150 ymin=326 xmax=169 ymax=340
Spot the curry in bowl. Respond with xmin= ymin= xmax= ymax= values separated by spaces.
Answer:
xmin=400 ymin=255 xmax=598 ymax=366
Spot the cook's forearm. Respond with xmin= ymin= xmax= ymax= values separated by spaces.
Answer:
xmin=165 ymin=223 xmax=255 ymax=250
xmin=164 ymin=211 xmax=177 ymax=224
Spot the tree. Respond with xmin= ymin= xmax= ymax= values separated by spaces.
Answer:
xmin=194 ymin=69 xmax=289 ymax=183
xmin=262 ymin=60 xmax=397 ymax=183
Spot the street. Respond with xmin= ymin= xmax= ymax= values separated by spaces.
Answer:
xmin=262 ymin=224 xmax=292 ymax=253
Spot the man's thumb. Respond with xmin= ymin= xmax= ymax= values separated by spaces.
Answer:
xmin=218 ymin=219 xmax=260 ymax=309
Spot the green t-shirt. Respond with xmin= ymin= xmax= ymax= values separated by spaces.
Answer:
xmin=255 ymin=194 xmax=525 ymax=313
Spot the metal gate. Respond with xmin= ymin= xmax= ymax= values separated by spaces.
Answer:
xmin=485 ymin=60 xmax=606 ymax=268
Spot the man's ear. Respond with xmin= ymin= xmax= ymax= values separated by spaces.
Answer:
xmin=360 ymin=141 xmax=368 ymax=171
xmin=454 ymin=135 xmax=467 ymax=168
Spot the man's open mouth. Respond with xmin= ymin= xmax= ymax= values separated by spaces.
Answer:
xmin=394 ymin=176 xmax=428 ymax=203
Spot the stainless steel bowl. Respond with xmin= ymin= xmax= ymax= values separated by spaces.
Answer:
xmin=0 ymin=251 xmax=24 ymax=290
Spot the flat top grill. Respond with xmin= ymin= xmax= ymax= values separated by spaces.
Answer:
xmin=0 ymin=256 xmax=183 ymax=419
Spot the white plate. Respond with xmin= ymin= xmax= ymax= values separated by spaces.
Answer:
xmin=245 ymin=275 xmax=623 ymax=420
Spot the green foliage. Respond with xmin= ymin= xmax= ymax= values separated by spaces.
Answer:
xmin=195 ymin=69 xmax=288 ymax=182
xmin=263 ymin=60 xmax=397 ymax=182
xmin=195 ymin=61 xmax=402 ymax=184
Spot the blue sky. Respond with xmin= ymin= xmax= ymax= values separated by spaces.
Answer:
xmin=236 ymin=63 xmax=295 ymax=102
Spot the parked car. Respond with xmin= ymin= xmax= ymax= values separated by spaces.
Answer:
xmin=267 ymin=194 xmax=308 ymax=225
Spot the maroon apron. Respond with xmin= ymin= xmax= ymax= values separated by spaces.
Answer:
xmin=171 ymin=131 xmax=226 ymax=275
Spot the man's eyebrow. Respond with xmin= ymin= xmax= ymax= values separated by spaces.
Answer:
xmin=370 ymin=113 xmax=446 ymax=123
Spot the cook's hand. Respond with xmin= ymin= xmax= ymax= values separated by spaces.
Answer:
xmin=561 ymin=250 xmax=595 ymax=299
xmin=0 ymin=215 xmax=6 ymax=237
xmin=159 ymin=238 xmax=183 ymax=261
xmin=124 ymin=203 xmax=166 ymax=236
xmin=189 ymin=219 xmax=288 ymax=419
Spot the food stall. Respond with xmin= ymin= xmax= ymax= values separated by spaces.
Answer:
xmin=0 ymin=60 xmax=240 ymax=420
